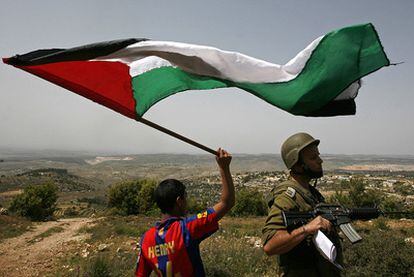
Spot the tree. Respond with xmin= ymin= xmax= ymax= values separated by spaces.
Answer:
xmin=108 ymin=181 xmax=141 ymax=215
xmin=231 ymin=189 xmax=267 ymax=216
xmin=329 ymin=178 xmax=383 ymax=207
xmin=137 ymin=180 xmax=157 ymax=214
xmin=186 ymin=197 xmax=206 ymax=214
xmin=350 ymin=179 xmax=384 ymax=207
xmin=9 ymin=183 xmax=58 ymax=221
xmin=107 ymin=179 xmax=157 ymax=215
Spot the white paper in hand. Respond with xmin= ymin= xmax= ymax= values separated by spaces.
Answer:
xmin=313 ymin=230 xmax=336 ymax=262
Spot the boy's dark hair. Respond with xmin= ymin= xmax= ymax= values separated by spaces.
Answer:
xmin=154 ymin=179 xmax=186 ymax=214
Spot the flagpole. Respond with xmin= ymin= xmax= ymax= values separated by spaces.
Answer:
xmin=136 ymin=117 xmax=218 ymax=156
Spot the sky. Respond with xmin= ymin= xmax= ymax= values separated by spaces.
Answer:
xmin=0 ymin=0 xmax=413 ymax=155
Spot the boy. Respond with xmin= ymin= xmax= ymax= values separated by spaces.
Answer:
xmin=136 ymin=148 xmax=234 ymax=277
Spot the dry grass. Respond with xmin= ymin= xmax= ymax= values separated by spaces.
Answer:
xmin=0 ymin=215 xmax=33 ymax=241
xmin=5 ymin=215 xmax=408 ymax=276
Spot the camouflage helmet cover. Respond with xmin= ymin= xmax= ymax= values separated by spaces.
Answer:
xmin=281 ymin=132 xmax=320 ymax=169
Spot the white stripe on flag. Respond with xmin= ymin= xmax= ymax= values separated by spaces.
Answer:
xmin=94 ymin=37 xmax=324 ymax=83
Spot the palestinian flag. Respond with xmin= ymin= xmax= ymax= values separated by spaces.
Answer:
xmin=3 ymin=23 xmax=389 ymax=119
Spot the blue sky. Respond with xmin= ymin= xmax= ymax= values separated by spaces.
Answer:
xmin=0 ymin=0 xmax=413 ymax=155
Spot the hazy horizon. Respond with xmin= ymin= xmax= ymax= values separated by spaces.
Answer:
xmin=2 ymin=146 xmax=414 ymax=158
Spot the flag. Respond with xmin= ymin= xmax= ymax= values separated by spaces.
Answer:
xmin=3 ymin=23 xmax=389 ymax=119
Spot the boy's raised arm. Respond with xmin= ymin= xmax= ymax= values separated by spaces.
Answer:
xmin=213 ymin=148 xmax=235 ymax=220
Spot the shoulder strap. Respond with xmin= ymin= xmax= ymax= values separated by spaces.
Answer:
xmin=267 ymin=180 xmax=321 ymax=208
xmin=309 ymin=185 xmax=325 ymax=203
xmin=266 ymin=180 xmax=299 ymax=207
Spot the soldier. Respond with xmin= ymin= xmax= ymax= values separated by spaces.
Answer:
xmin=262 ymin=133 xmax=342 ymax=276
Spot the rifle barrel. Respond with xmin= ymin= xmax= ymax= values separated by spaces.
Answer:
xmin=349 ymin=208 xmax=381 ymax=220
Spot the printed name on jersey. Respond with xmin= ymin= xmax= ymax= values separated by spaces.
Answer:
xmin=148 ymin=241 xmax=175 ymax=258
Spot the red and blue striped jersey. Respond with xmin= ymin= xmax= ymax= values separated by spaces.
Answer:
xmin=136 ymin=208 xmax=219 ymax=277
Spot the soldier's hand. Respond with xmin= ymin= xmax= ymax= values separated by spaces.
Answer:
xmin=303 ymin=216 xmax=332 ymax=235
xmin=216 ymin=148 xmax=232 ymax=169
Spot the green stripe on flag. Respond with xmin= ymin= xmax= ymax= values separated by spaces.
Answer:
xmin=132 ymin=23 xmax=389 ymax=117
xmin=237 ymin=24 xmax=389 ymax=115
xmin=132 ymin=67 xmax=230 ymax=116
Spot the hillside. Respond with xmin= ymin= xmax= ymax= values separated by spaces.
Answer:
xmin=0 ymin=168 xmax=97 ymax=193
xmin=0 ymin=151 xmax=414 ymax=276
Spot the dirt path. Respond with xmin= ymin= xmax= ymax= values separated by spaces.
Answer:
xmin=0 ymin=217 xmax=97 ymax=277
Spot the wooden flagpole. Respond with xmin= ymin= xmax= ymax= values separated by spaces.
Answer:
xmin=136 ymin=117 xmax=218 ymax=156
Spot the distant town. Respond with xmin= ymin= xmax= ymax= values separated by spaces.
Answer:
xmin=184 ymin=170 xmax=414 ymax=208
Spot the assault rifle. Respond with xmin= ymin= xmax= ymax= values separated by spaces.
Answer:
xmin=282 ymin=203 xmax=413 ymax=243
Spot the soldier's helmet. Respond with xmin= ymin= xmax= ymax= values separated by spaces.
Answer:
xmin=281 ymin=132 xmax=320 ymax=169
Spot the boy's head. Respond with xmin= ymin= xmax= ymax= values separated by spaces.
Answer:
xmin=154 ymin=179 xmax=187 ymax=216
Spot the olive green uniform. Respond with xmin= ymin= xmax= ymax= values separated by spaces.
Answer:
xmin=262 ymin=179 xmax=343 ymax=277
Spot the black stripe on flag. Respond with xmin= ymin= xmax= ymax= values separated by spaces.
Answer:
xmin=308 ymin=99 xmax=356 ymax=117
xmin=5 ymin=38 xmax=147 ymax=66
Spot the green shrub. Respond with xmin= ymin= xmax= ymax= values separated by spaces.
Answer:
xmin=343 ymin=229 xmax=414 ymax=276
xmin=114 ymin=223 xmax=142 ymax=237
xmin=9 ymin=183 xmax=58 ymax=221
xmin=187 ymin=197 xmax=207 ymax=214
xmin=203 ymin=217 xmax=278 ymax=276
xmin=107 ymin=179 xmax=157 ymax=215
xmin=329 ymin=179 xmax=383 ymax=208
xmin=86 ymin=255 xmax=111 ymax=277
xmin=63 ymin=252 xmax=136 ymax=277
xmin=394 ymin=182 xmax=413 ymax=196
xmin=79 ymin=216 xmax=154 ymax=243
xmin=348 ymin=178 xmax=382 ymax=207
xmin=328 ymin=179 xmax=411 ymax=220
xmin=137 ymin=181 xmax=157 ymax=214
xmin=329 ymin=190 xmax=352 ymax=206
xmin=372 ymin=217 xmax=389 ymax=230
xmin=230 ymin=189 xmax=267 ymax=216
xmin=107 ymin=181 xmax=141 ymax=215
xmin=77 ymin=196 xmax=107 ymax=206
xmin=380 ymin=195 xmax=406 ymax=218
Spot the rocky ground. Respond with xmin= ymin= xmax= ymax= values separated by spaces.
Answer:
xmin=0 ymin=217 xmax=97 ymax=277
